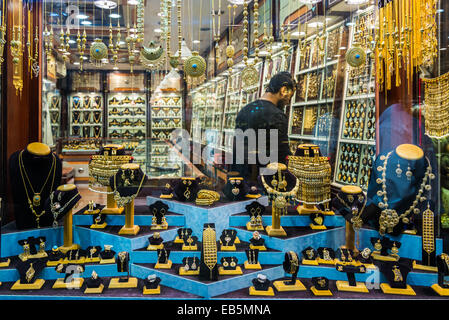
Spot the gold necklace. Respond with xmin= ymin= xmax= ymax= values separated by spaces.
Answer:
xmin=18 ymin=151 xmax=56 ymax=228
xmin=113 ymin=169 xmax=146 ymax=208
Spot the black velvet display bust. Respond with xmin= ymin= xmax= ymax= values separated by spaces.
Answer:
xmin=245 ymin=249 xmax=260 ymax=264
xmin=312 ymin=277 xmax=329 ymax=290
xmin=55 ymin=263 xmax=85 ymax=283
xmin=173 ymin=178 xmax=200 ymax=202
xmin=252 ymin=274 xmax=271 ymax=291
xmin=116 ymin=252 xmax=130 ymax=273
xmin=110 ymin=167 xmax=148 ymax=198
xmin=157 ymin=249 xmax=170 ymax=264
xmin=220 ymin=229 xmax=237 ymax=247
xmin=48 ymin=246 xmax=65 ymax=261
xmin=86 ymin=246 xmax=102 ymax=259
xmin=9 ymin=148 xmax=62 ymax=229
xmin=149 ymin=201 xmax=169 ymax=224
xmin=223 ymin=177 xmax=249 ymax=201
xmin=436 ymin=254 xmax=449 ymax=288
xmin=148 ymin=233 xmax=164 ymax=245
xmin=356 ymin=248 xmax=374 ymax=264
xmin=44 ymin=188 xmax=81 ymax=227
xmin=249 ymin=232 xmax=265 ymax=247
xmin=318 ymin=247 xmax=336 ymax=261
xmin=183 ymin=235 xmax=198 ymax=247
xmin=246 ymin=201 xmax=265 ymax=218
xmin=332 ymin=190 xmax=368 ymax=226
xmin=220 ymin=257 xmax=239 ymax=270
xmin=177 ymin=228 xmax=193 ymax=239
xmin=144 ymin=275 xmax=161 ymax=289
xmin=15 ymin=259 xmax=45 ymax=284
xmin=302 ymin=247 xmax=318 ymax=260
xmin=377 ymin=260 xmax=412 ymax=289
xmin=99 ymin=246 xmax=116 ymax=260
xmin=86 ymin=272 xmax=103 ymax=288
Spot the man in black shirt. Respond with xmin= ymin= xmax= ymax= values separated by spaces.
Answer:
xmin=231 ymin=72 xmax=296 ymax=180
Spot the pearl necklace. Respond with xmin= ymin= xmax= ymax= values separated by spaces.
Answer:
xmin=376 ymin=151 xmax=435 ymax=235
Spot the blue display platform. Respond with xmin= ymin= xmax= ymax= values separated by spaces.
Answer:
xmin=0 ymin=194 xmax=444 ymax=300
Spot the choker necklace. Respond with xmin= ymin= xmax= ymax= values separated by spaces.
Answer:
xmin=376 ymin=151 xmax=435 ymax=235
xmin=18 ymin=150 xmax=57 ymax=228
xmin=50 ymin=191 xmax=80 ymax=228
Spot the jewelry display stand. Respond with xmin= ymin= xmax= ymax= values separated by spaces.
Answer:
xmin=52 ymin=264 xmax=85 ymax=289
xmin=57 ymin=184 xmax=81 ymax=254
xmin=0 ymin=199 xmax=10 ymax=268
xmin=89 ymin=144 xmax=132 ymax=215
xmin=273 ymin=251 xmax=306 ymax=292
xmin=109 ymin=252 xmax=138 ymax=289
xmin=101 ymin=187 xmax=125 ymax=215
xmin=335 ymin=264 xmax=369 ymax=293
xmin=431 ymin=254 xmax=449 ymax=296
xmin=119 ymin=199 xmax=140 ymax=235
xmin=262 ymin=163 xmax=299 ymax=237
xmin=289 ymin=144 xmax=334 ymax=217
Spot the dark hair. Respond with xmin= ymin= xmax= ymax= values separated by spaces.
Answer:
xmin=266 ymin=72 xmax=295 ymax=93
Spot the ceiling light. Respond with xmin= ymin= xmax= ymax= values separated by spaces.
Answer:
xmin=73 ymin=61 xmax=80 ymax=65
xmin=113 ymin=66 xmax=119 ymax=70
xmin=154 ymin=28 xmax=162 ymax=33
xmin=81 ymin=20 xmax=92 ymax=25
xmin=301 ymin=0 xmax=321 ymax=3
xmin=77 ymin=14 xmax=89 ymax=19
xmin=109 ymin=13 xmax=121 ymax=18
xmin=129 ymin=28 xmax=137 ymax=32
xmin=63 ymin=51 xmax=71 ymax=55
xmin=68 ymin=39 xmax=76 ymax=44
xmin=193 ymin=40 xmax=201 ymax=44
xmin=128 ymin=0 xmax=139 ymax=5
xmin=227 ymin=0 xmax=245 ymax=4
xmin=94 ymin=0 xmax=117 ymax=10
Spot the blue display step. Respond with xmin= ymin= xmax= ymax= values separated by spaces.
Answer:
xmin=229 ymin=214 xmax=346 ymax=228
xmin=146 ymin=196 xmax=268 ymax=237
xmin=132 ymin=263 xmax=284 ymax=299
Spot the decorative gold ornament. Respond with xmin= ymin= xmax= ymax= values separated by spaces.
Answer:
xmin=345 ymin=44 xmax=366 ymax=68
xmin=184 ymin=51 xmax=206 ymax=78
xmin=422 ymin=72 xmax=449 ymax=139
xmin=90 ymin=39 xmax=108 ymax=67
xmin=242 ymin=65 xmax=259 ymax=88
xmin=141 ymin=41 xmax=164 ymax=61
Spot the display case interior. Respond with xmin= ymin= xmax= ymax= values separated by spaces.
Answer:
xmin=332 ymin=7 xmax=376 ymax=192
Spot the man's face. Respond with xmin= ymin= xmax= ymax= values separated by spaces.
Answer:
xmin=277 ymin=86 xmax=295 ymax=108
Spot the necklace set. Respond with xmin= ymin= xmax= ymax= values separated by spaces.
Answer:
xmin=375 ymin=151 xmax=435 ymax=235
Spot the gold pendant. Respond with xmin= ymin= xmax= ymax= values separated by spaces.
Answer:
xmin=26 ymin=263 xmax=35 ymax=283
xmin=33 ymin=194 xmax=41 ymax=207
xmin=184 ymin=188 xmax=191 ymax=200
